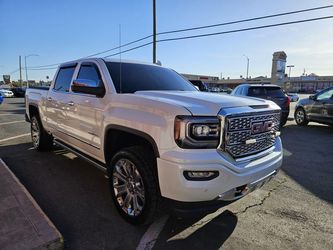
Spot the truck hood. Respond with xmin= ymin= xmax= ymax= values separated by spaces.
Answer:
xmin=135 ymin=91 xmax=272 ymax=115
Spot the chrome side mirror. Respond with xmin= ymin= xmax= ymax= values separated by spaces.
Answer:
xmin=72 ymin=79 xmax=105 ymax=97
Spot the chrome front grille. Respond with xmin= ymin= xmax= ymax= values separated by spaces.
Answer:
xmin=220 ymin=111 xmax=281 ymax=158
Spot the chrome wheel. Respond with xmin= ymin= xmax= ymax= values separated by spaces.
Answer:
xmin=31 ymin=117 xmax=40 ymax=148
xmin=113 ymin=159 xmax=145 ymax=217
xmin=296 ymin=109 xmax=305 ymax=124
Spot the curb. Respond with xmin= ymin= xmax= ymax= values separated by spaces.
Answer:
xmin=0 ymin=158 xmax=64 ymax=250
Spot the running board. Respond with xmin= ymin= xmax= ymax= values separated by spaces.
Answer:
xmin=54 ymin=139 xmax=107 ymax=173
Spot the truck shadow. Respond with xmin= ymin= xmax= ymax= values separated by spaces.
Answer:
xmin=0 ymin=142 xmax=237 ymax=249
xmin=154 ymin=210 xmax=237 ymax=250
xmin=281 ymin=123 xmax=333 ymax=204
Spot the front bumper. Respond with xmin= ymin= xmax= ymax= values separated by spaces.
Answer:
xmin=157 ymin=137 xmax=283 ymax=202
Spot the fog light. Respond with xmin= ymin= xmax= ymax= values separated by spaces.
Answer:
xmin=183 ymin=171 xmax=219 ymax=181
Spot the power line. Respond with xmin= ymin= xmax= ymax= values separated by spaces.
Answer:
xmin=26 ymin=5 xmax=333 ymax=69
xmin=158 ymin=5 xmax=333 ymax=35
xmin=85 ymin=34 xmax=153 ymax=58
xmin=104 ymin=15 xmax=333 ymax=58
xmin=104 ymin=41 xmax=153 ymax=58
xmin=157 ymin=15 xmax=333 ymax=43
xmin=28 ymin=35 xmax=154 ymax=69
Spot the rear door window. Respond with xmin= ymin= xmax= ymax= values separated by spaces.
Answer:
xmin=248 ymin=87 xmax=285 ymax=98
xmin=54 ymin=66 xmax=76 ymax=92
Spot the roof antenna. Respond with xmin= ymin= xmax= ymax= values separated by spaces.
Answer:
xmin=119 ymin=24 xmax=122 ymax=93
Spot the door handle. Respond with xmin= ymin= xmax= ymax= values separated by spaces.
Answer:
xmin=67 ymin=101 xmax=74 ymax=106
xmin=47 ymin=97 xmax=52 ymax=101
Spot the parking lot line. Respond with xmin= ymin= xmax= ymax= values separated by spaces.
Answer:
xmin=0 ymin=120 xmax=25 ymax=126
xmin=136 ymin=215 xmax=169 ymax=250
xmin=0 ymin=133 xmax=30 ymax=143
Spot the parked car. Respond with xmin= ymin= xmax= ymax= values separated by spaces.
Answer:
xmin=26 ymin=58 xmax=283 ymax=225
xmin=189 ymin=80 xmax=209 ymax=91
xmin=0 ymin=89 xmax=14 ymax=98
xmin=287 ymin=93 xmax=299 ymax=102
xmin=294 ymin=87 xmax=333 ymax=126
xmin=11 ymin=87 xmax=26 ymax=97
xmin=231 ymin=84 xmax=290 ymax=126
xmin=0 ymin=93 xmax=3 ymax=104
xmin=220 ymin=88 xmax=233 ymax=94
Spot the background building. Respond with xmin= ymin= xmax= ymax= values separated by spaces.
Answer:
xmin=182 ymin=51 xmax=332 ymax=93
xmin=287 ymin=74 xmax=333 ymax=93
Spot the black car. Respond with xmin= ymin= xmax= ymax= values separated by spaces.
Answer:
xmin=294 ymin=87 xmax=333 ymax=126
xmin=231 ymin=84 xmax=290 ymax=126
xmin=10 ymin=87 xmax=26 ymax=97
xmin=189 ymin=80 xmax=209 ymax=92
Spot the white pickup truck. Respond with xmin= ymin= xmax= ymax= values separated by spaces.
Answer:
xmin=25 ymin=58 xmax=283 ymax=224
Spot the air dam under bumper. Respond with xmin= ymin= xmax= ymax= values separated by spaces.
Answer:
xmin=157 ymin=138 xmax=282 ymax=202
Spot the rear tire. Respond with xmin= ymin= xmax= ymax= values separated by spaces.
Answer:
xmin=108 ymin=146 xmax=160 ymax=225
xmin=294 ymin=107 xmax=309 ymax=126
xmin=30 ymin=115 xmax=53 ymax=151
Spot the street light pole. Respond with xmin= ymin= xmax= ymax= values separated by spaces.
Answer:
xmin=25 ymin=54 xmax=39 ymax=88
xmin=243 ymin=54 xmax=249 ymax=79
xmin=287 ymin=65 xmax=295 ymax=80
xmin=19 ymin=56 xmax=22 ymax=85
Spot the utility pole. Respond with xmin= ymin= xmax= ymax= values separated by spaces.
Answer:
xmin=25 ymin=56 xmax=28 ymax=88
xmin=19 ymin=56 xmax=22 ymax=85
xmin=153 ymin=0 xmax=156 ymax=64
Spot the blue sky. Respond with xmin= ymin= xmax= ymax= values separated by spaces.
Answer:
xmin=0 ymin=0 xmax=332 ymax=81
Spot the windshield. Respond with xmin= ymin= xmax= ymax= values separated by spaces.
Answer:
xmin=105 ymin=62 xmax=197 ymax=93
xmin=248 ymin=87 xmax=285 ymax=98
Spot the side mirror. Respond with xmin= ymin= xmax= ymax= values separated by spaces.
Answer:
xmin=309 ymin=95 xmax=316 ymax=100
xmin=72 ymin=79 xmax=105 ymax=97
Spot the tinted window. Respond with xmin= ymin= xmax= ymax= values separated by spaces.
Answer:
xmin=317 ymin=88 xmax=333 ymax=100
xmin=248 ymin=87 xmax=285 ymax=98
xmin=189 ymin=80 xmax=208 ymax=91
xmin=106 ymin=62 xmax=197 ymax=93
xmin=231 ymin=87 xmax=238 ymax=95
xmin=77 ymin=64 xmax=101 ymax=83
xmin=233 ymin=86 xmax=242 ymax=95
xmin=54 ymin=66 xmax=76 ymax=92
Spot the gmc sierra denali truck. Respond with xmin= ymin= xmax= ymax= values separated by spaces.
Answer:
xmin=25 ymin=58 xmax=283 ymax=224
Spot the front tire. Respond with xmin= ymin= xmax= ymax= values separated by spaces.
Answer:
xmin=108 ymin=146 xmax=160 ymax=225
xmin=31 ymin=115 xmax=53 ymax=151
xmin=294 ymin=107 xmax=309 ymax=126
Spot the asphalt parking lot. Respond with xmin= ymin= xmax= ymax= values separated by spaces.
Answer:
xmin=0 ymin=96 xmax=332 ymax=250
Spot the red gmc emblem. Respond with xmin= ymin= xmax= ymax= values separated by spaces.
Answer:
xmin=251 ymin=121 xmax=273 ymax=134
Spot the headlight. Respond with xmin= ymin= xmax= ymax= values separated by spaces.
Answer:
xmin=174 ymin=116 xmax=220 ymax=149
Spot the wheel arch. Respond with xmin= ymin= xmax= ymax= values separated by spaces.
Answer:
xmin=103 ymin=125 xmax=160 ymax=165
xmin=28 ymin=103 xmax=40 ymax=120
